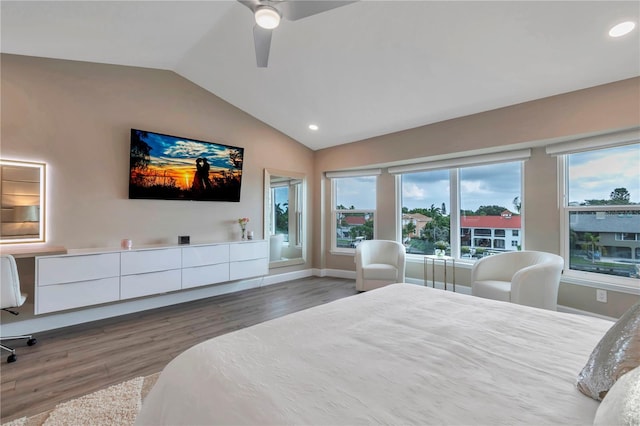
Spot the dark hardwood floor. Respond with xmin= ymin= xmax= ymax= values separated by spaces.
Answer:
xmin=0 ymin=277 xmax=357 ymax=423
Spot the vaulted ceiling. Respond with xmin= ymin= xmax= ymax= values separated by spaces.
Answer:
xmin=2 ymin=1 xmax=638 ymax=150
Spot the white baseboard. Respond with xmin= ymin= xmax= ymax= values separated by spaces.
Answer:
xmin=261 ymin=269 xmax=314 ymax=286
xmin=315 ymin=268 xmax=356 ymax=279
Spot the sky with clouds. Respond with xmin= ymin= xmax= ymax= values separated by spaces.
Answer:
xmin=139 ymin=130 xmax=242 ymax=171
xmin=568 ymin=144 xmax=639 ymax=205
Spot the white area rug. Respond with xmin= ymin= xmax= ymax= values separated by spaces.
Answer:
xmin=3 ymin=374 xmax=158 ymax=426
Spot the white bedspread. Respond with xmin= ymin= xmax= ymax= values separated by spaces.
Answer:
xmin=136 ymin=284 xmax=613 ymax=425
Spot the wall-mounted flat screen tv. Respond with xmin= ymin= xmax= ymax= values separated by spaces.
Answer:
xmin=129 ymin=129 xmax=244 ymax=202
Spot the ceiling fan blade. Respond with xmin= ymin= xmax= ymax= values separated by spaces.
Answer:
xmin=237 ymin=0 xmax=261 ymax=12
xmin=253 ymin=25 xmax=272 ymax=68
xmin=279 ymin=1 xmax=357 ymax=21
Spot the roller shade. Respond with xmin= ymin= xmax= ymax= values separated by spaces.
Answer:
xmin=325 ymin=168 xmax=382 ymax=178
xmin=388 ymin=149 xmax=531 ymax=174
xmin=545 ymin=127 xmax=639 ymax=156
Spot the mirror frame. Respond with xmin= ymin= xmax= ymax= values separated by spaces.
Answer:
xmin=264 ymin=168 xmax=306 ymax=268
xmin=0 ymin=159 xmax=46 ymax=244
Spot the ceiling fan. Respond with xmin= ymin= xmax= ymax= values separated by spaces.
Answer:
xmin=238 ymin=0 xmax=356 ymax=67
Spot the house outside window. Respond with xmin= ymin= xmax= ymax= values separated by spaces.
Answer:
xmin=396 ymin=158 xmax=524 ymax=259
xmin=331 ymin=174 xmax=377 ymax=250
xmin=556 ymin=142 xmax=640 ymax=286
xmin=616 ymin=233 xmax=639 ymax=241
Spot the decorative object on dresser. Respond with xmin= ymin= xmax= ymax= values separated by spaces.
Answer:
xmin=128 ymin=129 xmax=244 ymax=202
xmin=238 ymin=217 xmax=249 ymax=240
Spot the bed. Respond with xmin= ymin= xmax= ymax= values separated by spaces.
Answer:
xmin=136 ymin=283 xmax=614 ymax=425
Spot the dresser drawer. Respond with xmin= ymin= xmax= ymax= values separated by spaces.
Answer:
xmin=36 ymin=277 xmax=120 ymax=314
xmin=230 ymin=258 xmax=268 ymax=280
xmin=182 ymin=244 xmax=229 ymax=268
xmin=37 ymin=253 xmax=120 ymax=286
xmin=121 ymin=248 xmax=181 ymax=275
xmin=182 ymin=263 xmax=230 ymax=289
xmin=120 ymin=269 xmax=181 ymax=300
xmin=229 ymin=241 xmax=268 ymax=262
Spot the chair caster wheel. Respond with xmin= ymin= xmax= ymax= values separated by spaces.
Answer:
xmin=27 ymin=338 xmax=37 ymax=346
xmin=7 ymin=354 xmax=17 ymax=363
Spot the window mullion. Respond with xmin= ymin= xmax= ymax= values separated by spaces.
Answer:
xmin=450 ymin=169 xmax=460 ymax=258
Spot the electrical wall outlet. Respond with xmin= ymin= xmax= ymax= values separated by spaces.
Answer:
xmin=596 ymin=289 xmax=607 ymax=303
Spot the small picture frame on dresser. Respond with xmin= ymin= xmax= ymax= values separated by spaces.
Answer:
xmin=178 ymin=235 xmax=190 ymax=245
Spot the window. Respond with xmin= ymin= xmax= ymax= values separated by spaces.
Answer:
xmin=331 ymin=175 xmax=377 ymax=250
xmin=616 ymin=233 xmax=639 ymax=241
xmin=400 ymin=169 xmax=449 ymax=254
xmin=272 ymin=185 xmax=289 ymax=242
xmin=398 ymin=159 xmax=524 ymax=259
xmin=560 ymin=142 xmax=640 ymax=286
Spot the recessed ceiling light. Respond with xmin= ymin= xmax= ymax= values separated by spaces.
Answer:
xmin=308 ymin=124 xmax=319 ymax=131
xmin=609 ymin=21 xmax=636 ymax=37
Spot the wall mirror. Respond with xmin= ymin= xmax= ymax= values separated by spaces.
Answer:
xmin=264 ymin=169 xmax=306 ymax=268
xmin=0 ymin=159 xmax=46 ymax=244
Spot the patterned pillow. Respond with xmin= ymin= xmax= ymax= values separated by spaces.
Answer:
xmin=576 ymin=299 xmax=640 ymax=401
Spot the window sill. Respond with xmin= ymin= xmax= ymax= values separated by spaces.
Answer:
xmin=561 ymin=274 xmax=640 ymax=295
xmin=330 ymin=249 xmax=356 ymax=256
xmin=406 ymin=254 xmax=475 ymax=269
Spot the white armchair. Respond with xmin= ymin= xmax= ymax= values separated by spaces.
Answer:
xmin=471 ymin=250 xmax=564 ymax=311
xmin=355 ymin=240 xmax=406 ymax=292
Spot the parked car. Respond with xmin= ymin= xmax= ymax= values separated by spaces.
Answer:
xmin=350 ymin=236 xmax=366 ymax=248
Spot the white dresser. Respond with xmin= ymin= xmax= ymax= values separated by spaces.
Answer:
xmin=35 ymin=240 xmax=268 ymax=315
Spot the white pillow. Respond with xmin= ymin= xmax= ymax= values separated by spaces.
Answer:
xmin=593 ymin=366 xmax=640 ymax=426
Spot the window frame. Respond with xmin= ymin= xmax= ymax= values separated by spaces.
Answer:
xmin=395 ymin=158 xmax=525 ymax=262
xmin=330 ymin=173 xmax=378 ymax=254
xmin=554 ymin=136 xmax=640 ymax=292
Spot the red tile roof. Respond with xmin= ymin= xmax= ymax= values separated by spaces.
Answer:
xmin=344 ymin=216 xmax=367 ymax=226
xmin=461 ymin=215 xmax=521 ymax=229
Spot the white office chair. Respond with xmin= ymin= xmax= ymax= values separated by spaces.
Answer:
xmin=355 ymin=240 xmax=406 ymax=292
xmin=1 ymin=254 xmax=37 ymax=363
xmin=471 ymin=250 xmax=564 ymax=311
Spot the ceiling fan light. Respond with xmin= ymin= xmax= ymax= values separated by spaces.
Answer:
xmin=255 ymin=6 xmax=281 ymax=29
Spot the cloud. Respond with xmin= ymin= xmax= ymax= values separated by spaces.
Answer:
xmin=163 ymin=140 xmax=211 ymax=158
xmin=403 ymin=183 xmax=425 ymax=200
